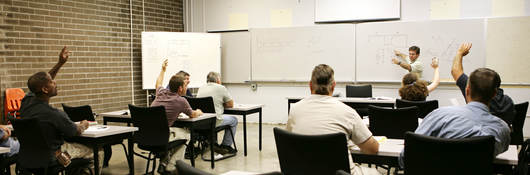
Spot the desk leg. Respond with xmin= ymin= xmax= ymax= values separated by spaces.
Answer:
xmin=128 ymin=137 xmax=135 ymax=175
xmin=189 ymin=129 xmax=195 ymax=167
xmin=259 ymin=108 xmax=262 ymax=151
xmin=243 ymin=115 xmax=247 ymax=156
xmin=93 ymin=145 xmax=100 ymax=175
xmin=103 ymin=118 xmax=107 ymax=125
xmin=210 ymin=120 xmax=215 ymax=169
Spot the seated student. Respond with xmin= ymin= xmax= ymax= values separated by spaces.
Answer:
xmin=0 ymin=125 xmax=18 ymax=157
xmin=287 ymin=64 xmax=380 ymax=175
xmin=399 ymin=68 xmax=511 ymax=167
xmin=167 ymin=70 xmax=193 ymax=97
xmin=398 ymin=58 xmax=440 ymax=101
xmin=451 ymin=42 xmax=515 ymax=125
xmin=151 ymin=59 xmax=203 ymax=173
xmin=19 ymin=46 xmax=102 ymax=172
xmin=197 ymin=72 xmax=238 ymax=154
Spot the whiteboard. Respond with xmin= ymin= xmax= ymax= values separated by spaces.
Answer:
xmin=315 ymin=0 xmax=401 ymax=22
xmin=250 ymin=24 xmax=356 ymax=82
xmin=141 ymin=32 xmax=221 ymax=89
xmin=221 ymin=31 xmax=251 ymax=83
xmin=486 ymin=16 xmax=530 ymax=84
xmin=356 ymin=19 xmax=486 ymax=82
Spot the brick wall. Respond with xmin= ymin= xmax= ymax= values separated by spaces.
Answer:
xmin=0 ymin=0 xmax=184 ymax=121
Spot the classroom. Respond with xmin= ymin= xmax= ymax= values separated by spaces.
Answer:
xmin=1 ymin=0 xmax=530 ymax=174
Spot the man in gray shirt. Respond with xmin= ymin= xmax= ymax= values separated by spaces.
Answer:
xmin=197 ymin=72 xmax=238 ymax=154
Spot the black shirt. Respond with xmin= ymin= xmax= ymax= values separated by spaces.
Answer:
xmin=456 ymin=74 xmax=516 ymax=125
xmin=18 ymin=92 xmax=78 ymax=164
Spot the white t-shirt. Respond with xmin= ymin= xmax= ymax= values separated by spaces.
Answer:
xmin=407 ymin=59 xmax=423 ymax=79
xmin=287 ymin=94 xmax=373 ymax=170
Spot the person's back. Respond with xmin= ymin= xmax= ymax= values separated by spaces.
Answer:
xmin=197 ymin=82 xmax=230 ymax=117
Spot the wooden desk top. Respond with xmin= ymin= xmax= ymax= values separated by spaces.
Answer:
xmin=0 ymin=147 xmax=10 ymax=154
xmin=225 ymin=104 xmax=264 ymax=111
xmin=80 ymin=125 xmax=138 ymax=138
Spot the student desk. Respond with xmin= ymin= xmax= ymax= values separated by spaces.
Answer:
xmin=224 ymin=104 xmax=264 ymax=156
xmin=66 ymin=125 xmax=138 ymax=175
xmin=287 ymin=97 xmax=395 ymax=114
xmin=0 ymin=147 xmax=9 ymax=154
xmin=350 ymin=138 xmax=518 ymax=170
xmin=100 ymin=111 xmax=218 ymax=168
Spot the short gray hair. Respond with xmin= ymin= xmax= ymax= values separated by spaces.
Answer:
xmin=207 ymin=72 xmax=220 ymax=83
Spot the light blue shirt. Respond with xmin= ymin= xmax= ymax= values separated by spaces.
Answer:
xmin=0 ymin=130 xmax=19 ymax=157
xmin=399 ymin=102 xmax=511 ymax=168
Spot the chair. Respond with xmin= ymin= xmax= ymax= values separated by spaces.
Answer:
xmin=175 ymin=160 xmax=213 ymax=175
xmin=184 ymin=96 xmax=237 ymax=157
xmin=273 ymin=127 xmax=350 ymax=175
xmin=368 ymin=105 xmax=419 ymax=139
xmin=0 ymin=154 xmax=17 ymax=175
xmin=511 ymin=102 xmax=529 ymax=145
xmin=128 ymin=104 xmax=188 ymax=174
xmin=346 ymin=84 xmax=372 ymax=98
xmin=12 ymin=117 xmax=92 ymax=175
xmin=395 ymin=99 xmax=438 ymax=119
xmin=4 ymin=88 xmax=25 ymax=123
xmin=514 ymin=139 xmax=530 ymax=175
xmin=62 ymin=104 xmax=129 ymax=167
xmin=404 ymin=132 xmax=495 ymax=175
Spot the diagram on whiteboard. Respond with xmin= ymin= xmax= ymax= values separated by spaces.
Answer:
xmin=368 ymin=34 xmax=408 ymax=65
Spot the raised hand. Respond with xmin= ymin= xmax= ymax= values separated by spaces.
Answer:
xmin=59 ymin=46 xmax=69 ymax=64
xmin=431 ymin=57 xmax=439 ymax=68
xmin=394 ymin=49 xmax=402 ymax=56
xmin=457 ymin=43 xmax=472 ymax=57
xmin=391 ymin=57 xmax=400 ymax=65
xmin=162 ymin=59 xmax=168 ymax=71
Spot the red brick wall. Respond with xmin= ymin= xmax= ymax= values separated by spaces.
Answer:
xmin=0 ymin=0 xmax=184 ymax=121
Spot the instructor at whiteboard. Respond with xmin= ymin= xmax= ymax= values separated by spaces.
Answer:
xmin=392 ymin=46 xmax=424 ymax=79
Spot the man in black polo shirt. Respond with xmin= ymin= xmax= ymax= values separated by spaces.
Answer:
xmin=451 ymin=42 xmax=515 ymax=125
xmin=19 ymin=46 xmax=101 ymax=172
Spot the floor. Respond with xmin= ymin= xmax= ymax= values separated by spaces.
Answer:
xmin=101 ymin=123 xmax=283 ymax=174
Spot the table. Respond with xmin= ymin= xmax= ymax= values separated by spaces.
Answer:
xmin=350 ymin=138 xmax=518 ymax=168
xmin=66 ymin=125 xmax=138 ymax=175
xmin=0 ymin=147 xmax=9 ymax=154
xmin=287 ymin=97 xmax=395 ymax=115
xmin=100 ymin=111 xmax=218 ymax=168
xmin=224 ymin=104 xmax=264 ymax=156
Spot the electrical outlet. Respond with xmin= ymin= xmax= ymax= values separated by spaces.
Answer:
xmin=250 ymin=83 xmax=257 ymax=91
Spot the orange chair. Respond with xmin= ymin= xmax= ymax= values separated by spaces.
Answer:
xmin=4 ymin=88 xmax=25 ymax=123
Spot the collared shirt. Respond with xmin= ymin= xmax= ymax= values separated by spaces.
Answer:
xmin=197 ymin=83 xmax=233 ymax=121
xmin=151 ymin=87 xmax=194 ymax=127
xmin=287 ymin=94 xmax=373 ymax=170
xmin=456 ymin=74 xmax=515 ymax=125
xmin=19 ymin=92 xmax=78 ymax=164
xmin=399 ymin=101 xmax=511 ymax=167
xmin=0 ymin=130 xmax=19 ymax=157
xmin=407 ymin=59 xmax=423 ymax=79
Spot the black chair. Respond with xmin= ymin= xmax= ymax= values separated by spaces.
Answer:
xmin=62 ymin=103 xmax=128 ymax=167
xmin=184 ymin=96 xmax=237 ymax=158
xmin=404 ymin=132 xmax=495 ymax=175
xmin=346 ymin=84 xmax=372 ymax=98
xmin=128 ymin=104 xmax=188 ymax=174
xmin=273 ymin=127 xmax=350 ymax=175
xmin=514 ymin=139 xmax=530 ymax=175
xmin=511 ymin=102 xmax=529 ymax=145
xmin=395 ymin=99 xmax=438 ymax=119
xmin=0 ymin=154 xmax=17 ymax=175
xmin=175 ymin=160 xmax=213 ymax=175
xmin=368 ymin=105 xmax=419 ymax=139
xmin=12 ymin=117 xmax=91 ymax=175
xmin=61 ymin=104 xmax=96 ymax=122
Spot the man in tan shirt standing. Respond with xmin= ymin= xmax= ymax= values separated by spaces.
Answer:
xmin=287 ymin=64 xmax=380 ymax=175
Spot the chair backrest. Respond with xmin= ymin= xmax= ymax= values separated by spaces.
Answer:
xmin=368 ymin=105 xmax=419 ymax=139
xmin=273 ymin=127 xmax=350 ymax=175
xmin=184 ymin=96 xmax=216 ymax=113
xmin=61 ymin=104 xmax=96 ymax=122
xmin=4 ymin=88 xmax=25 ymax=118
xmin=404 ymin=132 xmax=495 ymax=175
xmin=12 ymin=117 xmax=54 ymax=169
xmin=396 ymin=99 xmax=439 ymax=119
xmin=175 ymin=160 xmax=213 ymax=175
xmin=128 ymin=104 xmax=170 ymax=149
xmin=511 ymin=101 xmax=529 ymax=145
xmin=515 ymin=139 xmax=530 ymax=175
xmin=345 ymin=84 xmax=372 ymax=98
